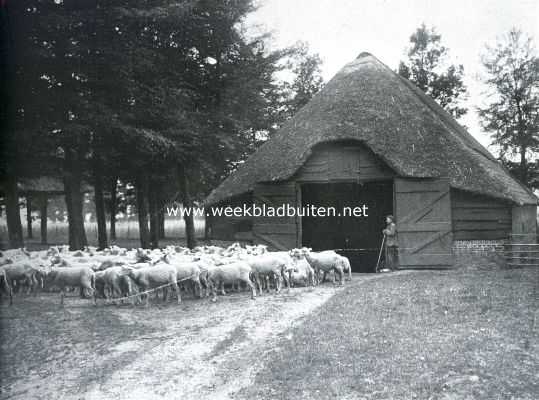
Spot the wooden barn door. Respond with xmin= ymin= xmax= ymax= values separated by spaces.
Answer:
xmin=395 ymin=178 xmax=453 ymax=268
xmin=252 ymin=182 xmax=298 ymax=250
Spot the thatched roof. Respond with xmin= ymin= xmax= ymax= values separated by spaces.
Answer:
xmin=206 ymin=53 xmax=537 ymax=206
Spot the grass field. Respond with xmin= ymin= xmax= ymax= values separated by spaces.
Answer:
xmin=0 ymin=259 xmax=537 ymax=400
xmin=239 ymin=261 xmax=539 ymax=400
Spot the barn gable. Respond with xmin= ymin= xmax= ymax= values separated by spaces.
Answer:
xmin=294 ymin=141 xmax=394 ymax=182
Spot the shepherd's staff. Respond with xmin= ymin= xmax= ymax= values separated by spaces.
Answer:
xmin=375 ymin=234 xmax=386 ymax=273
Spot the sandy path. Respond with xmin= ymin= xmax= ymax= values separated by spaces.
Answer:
xmin=80 ymin=285 xmax=344 ymax=400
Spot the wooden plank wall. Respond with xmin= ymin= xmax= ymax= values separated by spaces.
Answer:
xmin=212 ymin=142 xmax=395 ymax=248
xmin=208 ymin=193 xmax=253 ymax=242
xmin=252 ymin=181 xmax=298 ymax=250
xmin=511 ymin=204 xmax=537 ymax=242
xmin=451 ymin=189 xmax=512 ymax=240
xmin=295 ymin=142 xmax=394 ymax=182
xmin=395 ymin=178 xmax=453 ymax=267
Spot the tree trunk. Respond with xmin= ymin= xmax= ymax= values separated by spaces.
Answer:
xmin=520 ymin=145 xmax=528 ymax=184
xmin=4 ymin=175 xmax=24 ymax=248
xmin=135 ymin=174 xmax=150 ymax=249
xmin=109 ymin=178 xmax=117 ymax=242
xmin=40 ymin=194 xmax=48 ymax=245
xmin=177 ymin=164 xmax=197 ymax=249
xmin=93 ymin=157 xmax=108 ymax=250
xmin=204 ymin=213 xmax=212 ymax=241
xmin=158 ymin=208 xmax=165 ymax=239
xmin=148 ymin=179 xmax=159 ymax=249
xmin=64 ymin=149 xmax=88 ymax=250
xmin=26 ymin=195 xmax=33 ymax=239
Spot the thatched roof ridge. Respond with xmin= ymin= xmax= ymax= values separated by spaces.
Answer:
xmin=206 ymin=53 xmax=537 ymax=206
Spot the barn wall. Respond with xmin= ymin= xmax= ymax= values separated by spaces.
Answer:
xmin=451 ymin=189 xmax=512 ymax=240
xmin=252 ymin=181 xmax=298 ymax=250
xmin=511 ymin=204 xmax=538 ymax=242
xmin=249 ymin=141 xmax=395 ymax=250
xmin=211 ymin=141 xmax=396 ymax=250
xmin=207 ymin=193 xmax=253 ymax=242
xmin=294 ymin=141 xmax=394 ymax=182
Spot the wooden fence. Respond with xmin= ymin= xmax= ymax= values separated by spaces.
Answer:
xmin=503 ymin=234 xmax=539 ymax=267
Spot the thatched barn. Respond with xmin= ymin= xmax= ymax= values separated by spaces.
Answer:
xmin=205 ymin=53 xmax=537 ymax=271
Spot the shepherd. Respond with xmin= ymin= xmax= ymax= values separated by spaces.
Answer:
xmin=382 ymin=215 xmax=398 ymax=272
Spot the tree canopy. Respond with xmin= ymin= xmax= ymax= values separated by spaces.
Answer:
xmin=1 ymin=0 xmax=324 ymax=248
xmin=398 ymin=24 xmax=467 ymax=119
xmin=478 ymin=28 xmax=539 ymax=189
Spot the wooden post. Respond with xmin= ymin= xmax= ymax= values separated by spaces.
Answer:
xmin=511 ymin=204 xmax=538 ymax=266
xmin=40 ymin=194 xmax=48 ymax=244
xmin=26 ymin=195 xmax=33 ymax=239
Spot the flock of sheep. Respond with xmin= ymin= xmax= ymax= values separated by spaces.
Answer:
xmin=0 ymin=243 xmax=352 ymax=306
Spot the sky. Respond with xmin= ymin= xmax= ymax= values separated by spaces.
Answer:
xmin=245 ymin=0 xmax=539 ymax=149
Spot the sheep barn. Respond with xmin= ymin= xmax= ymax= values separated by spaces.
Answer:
xmin=205 ymin=53 xmax=537 ymax=272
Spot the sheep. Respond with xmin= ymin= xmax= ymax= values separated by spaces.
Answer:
xmin=94 ymin=270 xmax=107 ymax=299
xmin=102 ymin=266 xmax=134 ymax=304
xmin=302 ymin=248 xmax=345 ymax=285
xmin=161 ymin=254 xmax=203 ymax=301
xmin=193 ymin=258 xmax=219 ymax=297
xmin=270 ymin=251 xmax=298 ymax=289
xmin=244 ymin=253 xmax=290 ymax=295
xmin=245 ymin=244 xmax=268 ymax=255
xmin=288 ymin=249 xmax=316 ymax=287
xmin=0 ymin=257 xmax=13 ymax=267
xmin=207 ymin=261 xmax=256 ymax=302
xmin=125 ymin=264 xmax=179 ymax=305
xmin=339 ymin=255 xmax=352 ymax=281
xmin=2 ymin=262 xmax=44 ymax=295
xmin=95 ymin=259 xmax=127 ymax=271
xmin=43 ymin=266 xmax=96 ymax=305
xmin=135 ymin=248 xmax=153 ymax=263
xmin=320 ymin=255 xmax=353 ymax=283
xmin=0 ymin=268 xmax=13 ymax=305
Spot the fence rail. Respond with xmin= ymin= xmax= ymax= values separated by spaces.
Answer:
xmin=502 ymin=233 xmax=539 ymax=267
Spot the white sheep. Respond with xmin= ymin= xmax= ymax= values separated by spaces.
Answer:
xmin=207 ymin=261 xmax=256 ymax=302
xmin=161 ymin=254 xmax=203 ymax=301
xmin=0 ymin=268 xmax=13 ymax=305
xmin=288 ymin=249 xmax=316 ymax=287
xmin=43 ymin=266 xmax=96 ymax=305
xmin=125 ymin=264 xmax=179 ymax=305
xmin=244 ymin=253 xmax=291 ymax=294
xmin=302 ymin=248 xmax=345 ymax=285
xmin=102 ymin=266 xmax=134 ymax=304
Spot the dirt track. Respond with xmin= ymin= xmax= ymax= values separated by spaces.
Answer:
xmin=1 ymin=276 xmax=376 ymax=400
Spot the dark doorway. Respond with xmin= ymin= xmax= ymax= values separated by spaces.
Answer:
xmin=301 ymin=181 xmax=393 ymax=272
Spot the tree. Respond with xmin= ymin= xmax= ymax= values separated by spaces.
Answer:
xmin=2 ymin=0 xmax=324 ymax=250
xmin=278 ymin=42 xmax=324 ymax=122
xmin=478 ymin=28 xmax=539 ymax=189
xmin=398 ymin=24 xmax=467 ymax=119
xmin=1 ymin=2 xmax=24 ymax=248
